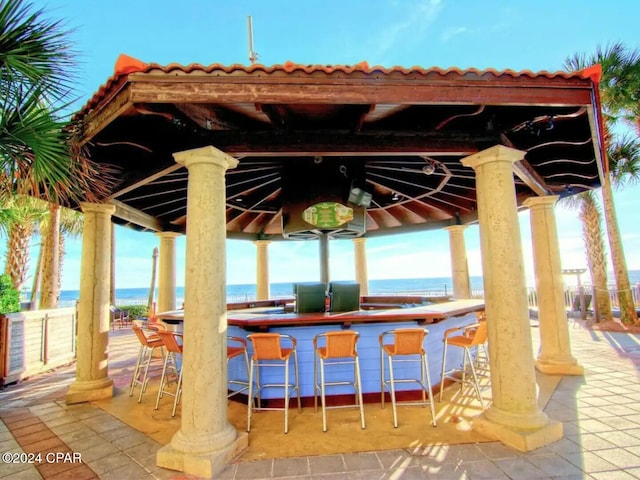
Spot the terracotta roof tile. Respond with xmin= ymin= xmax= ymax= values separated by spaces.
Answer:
xmin=75 ymin=53 xmax=602 ymax=121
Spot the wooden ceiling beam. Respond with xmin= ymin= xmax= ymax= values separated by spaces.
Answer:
xmin=198 ymin=131 xmax=485 ymax=157
xmin=110 ymin=199 xmax=167 ymax=232
xmin=106 ymin=164 xmax=184 ymax=201
xmin=512 ymin=159 xmax=554 ymax=196
xmin=80 ymin=85 xmax=134 ymax=145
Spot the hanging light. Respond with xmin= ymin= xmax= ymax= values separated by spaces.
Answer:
xmin=422 ymin=157 xmax=437 ymax=175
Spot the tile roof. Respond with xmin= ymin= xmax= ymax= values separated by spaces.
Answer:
xmin=75 ymin=53 xmax=602 ymax=121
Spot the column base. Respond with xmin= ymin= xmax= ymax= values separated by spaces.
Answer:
xmin=535 ymin=358 xmax=584 ymax=376
xmin=473 ymin=413 xmax=563 ymax=452
xmin=65 ymin=378 xmax=113 ymax=404
xmin=156 ymin=431 xmax=248 ymax=478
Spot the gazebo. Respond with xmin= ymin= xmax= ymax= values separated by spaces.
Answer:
xmin=67 ymin=54 xmax=602 ymax=477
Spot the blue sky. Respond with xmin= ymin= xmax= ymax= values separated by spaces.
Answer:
xmin=18 ymin=0 xmax=640 ymax=289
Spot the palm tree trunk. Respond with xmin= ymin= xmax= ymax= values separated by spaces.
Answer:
xmin=579 ymin=195 xmax=612 ymax=321
xmin=29 ymin=243 xmax=43 ymax=310
xmin=4 ymin=222 xmax=34 ymax=291
xmin=58 ymin=233 xmax=65 ymax=294
xmin=601 ymin=176 xmax=638 ymax=325
xmin=39 ymin=203 xmax=60 ymax=309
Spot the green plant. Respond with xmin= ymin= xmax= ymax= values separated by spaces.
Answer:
xmin=119 ymin=304 xmax=148 ymax=318
xmin=0 ymin=273 xmax=20 ymax=313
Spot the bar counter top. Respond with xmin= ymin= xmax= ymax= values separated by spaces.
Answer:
xmin=157 ymin=298 xmax=485 ymax=330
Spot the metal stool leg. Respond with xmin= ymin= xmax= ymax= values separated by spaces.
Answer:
xmin=293 ymin=350 xmax=302 ymax=412
xmin=423 ymin=351 xmax=437 ymax=427
xmin=247 ymin=358 xmax=255 ymax=432
xmin=355 ymin=356 xmax=365 ymax=429
xmin=439 ymin=341 xmax=448 ymax=402
xmin=387 ymin=353 xmax=398 ymax=428
xmin=320 ymin=357 xmax=327 ymax=432
xmin=129 ymin=344 xmax=145 ymax=396
xmin=284 ymin=358 xmax=290 ymax=434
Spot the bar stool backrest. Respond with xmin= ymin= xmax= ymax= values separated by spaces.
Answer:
xmin=390 ymin=328 xmax=426 ymax=355
xmin=132 ymin=324 xmax=163 ymax=348
xmin=248 ymin=333 xmax=290 ymax=360
xmin=227 ymin=336 xmax=248 ymax=359
xmin=468 ymin=321 xmax=488 ymax=346
xmin=320 ymin=331 xmax=358 ymax=358
xmin=157 ymin=330 xmax=183 ymax=354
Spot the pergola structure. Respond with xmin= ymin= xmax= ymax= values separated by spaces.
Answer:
xmin=66 ymin=54 xmax=602 ymax=477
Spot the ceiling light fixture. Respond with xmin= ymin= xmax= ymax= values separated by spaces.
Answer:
xmin=422 ymin=157 xmax=437 ymax=175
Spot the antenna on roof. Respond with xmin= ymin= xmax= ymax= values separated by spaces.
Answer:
xmin=247 ymin=16 xmax=258 ymax=64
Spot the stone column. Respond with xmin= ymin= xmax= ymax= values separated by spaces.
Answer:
xmin=157 ymin=146 xmax=247 ymax=477
xmin=524 ymin=196 xmax=583 ymax=375
xmin=319 ymin=234 xmax=330 ymax=285
xmin=66 ymin=203 xmax=115 ymax=404
xmin=461 ymin=145 xmax=561 ymax=452
xmin=353 ymin=238 xmax=369 ymax=296
xmin=156 ymin=231 xmax=181 ymax=313
xmin=444 ymin=225 xmax=471 ymax=299
xmin=255 ymin=240 xmax=271 ymax=300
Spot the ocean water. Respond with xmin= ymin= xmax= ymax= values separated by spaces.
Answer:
xmin=48 ymin=270 xmax=640 ymax=308
xmin=53 ymin=276 xmax=486 ymax=308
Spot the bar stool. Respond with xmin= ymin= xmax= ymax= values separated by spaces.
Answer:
xmin=440 ymin=321 xmax=488 ymax=409
xmin=313 ymin=330 xmax=366 ymax=432
xmin=227 ymin=336 xmax=251 ymax=401
xmin=379 ymin=328 xmax=437 ymax=428
xmin=247 ymin=333 xmax=301 ymax=434
xmin=130 ymin=322 xmax=166 ymax=402
xmin=154 ymin=329 xmax=184 ymax=417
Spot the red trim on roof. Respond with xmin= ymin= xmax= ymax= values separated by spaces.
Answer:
xmin=114 ymin=54 xmax=148 ymax=75
xmin=578 ymin=64 xmax=602 ymax=83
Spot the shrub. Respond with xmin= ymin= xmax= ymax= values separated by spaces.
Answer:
xmin=119 ymin=304 xmax=149 ymax=318
xmin=0 ymin=274 xmax=20 ymax=314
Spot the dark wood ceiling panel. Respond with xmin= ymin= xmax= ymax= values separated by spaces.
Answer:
xmin=73 ymin=61 xmax=604 ymax=238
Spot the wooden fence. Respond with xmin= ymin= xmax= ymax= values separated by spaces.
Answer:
xmin=0 ymin=307 xmax=76 ymax=385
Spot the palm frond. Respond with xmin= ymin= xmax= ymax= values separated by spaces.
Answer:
xmin=0 ymin=79 xmax=114 ymax=204
xmin=608 ymin=133 xmax=640 ymax=188
xmin=0 ymin=0 xmax=77 ymax=97
xmin=564 ymin=42 xmax=640 ymax=126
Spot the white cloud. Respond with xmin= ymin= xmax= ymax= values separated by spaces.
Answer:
xmin=441 ymin=26 xmax=467 ymax=42
xmin=375 ymin=0 xmax=443 ymax=56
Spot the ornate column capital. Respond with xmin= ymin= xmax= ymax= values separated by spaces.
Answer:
xmin=155 ymin=231 xmax=182 ymax=240
xmin=173 ymin=145 xmax=239 ymax=171
xmin=461 ymin=145 xmax=524 ymax=170
xmin=80 ymin=202 xmax=115 ymax=216
xmin=444 ymin=225 xmax=467 ymax=234
xmin=523 ymin=195 xmax=560 ymax=209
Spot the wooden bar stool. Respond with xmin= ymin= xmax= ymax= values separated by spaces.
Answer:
xmin=313 ymin=330 xmax=366 ymax=432
xmin=154 ymin=329 xmax=184 ymax=417
xmin=379 ymin=328 xmax=437 ymax=428
xmin=227 ymin=336 xmax=251 ymax=401
xmin=247 ymin=333 xmax=301 ymax=434
xmin=129 ymin=322 xmax=165 ymax=402
xmin=440 ymin=321 xmax=488 ymax=409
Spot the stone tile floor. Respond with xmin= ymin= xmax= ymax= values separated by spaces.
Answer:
xmin=1 ymin=321 xmax=640 ymax=479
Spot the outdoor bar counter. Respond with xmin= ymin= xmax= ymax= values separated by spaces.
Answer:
xmin=157 ymin=299 xmax=485 ymax=400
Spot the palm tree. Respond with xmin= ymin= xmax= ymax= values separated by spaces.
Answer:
xmin=2 ymin=195 xmax=47 ymax=291
xmin=603 ymin=134 xmax=640 ymax=324
xmin=34 ymin=203 xmax=82 ymax=308
xmin=0 ymin=0 xmax=109 ymax=205
xmin=565 ymin=43 xmax=640 ymax=325
xmin=38 ymin=202 xmax=59 ymax=308
xmin=562 ymin=191 xmax=612 ymax=322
